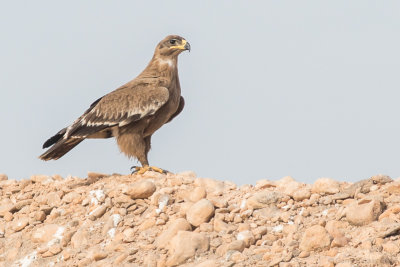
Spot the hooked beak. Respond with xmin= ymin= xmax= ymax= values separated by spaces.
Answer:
xmin=184 ymin=41 xmax=191 ymax=52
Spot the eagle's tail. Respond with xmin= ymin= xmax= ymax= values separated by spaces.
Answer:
xmin=39 ymin=137 xmax=83 ymax=161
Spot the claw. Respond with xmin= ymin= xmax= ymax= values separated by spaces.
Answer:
xmin=130 ymin=166 xmax=138 ymax=172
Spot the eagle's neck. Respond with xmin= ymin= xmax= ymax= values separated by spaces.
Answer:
xmin=137 ymin=56 xmax=179 ymax=89
xmin=142 ymin=56 xmax=178 ymax=77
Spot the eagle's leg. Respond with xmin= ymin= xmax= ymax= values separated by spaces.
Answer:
xmin=130 ymin=136 xmax=169 ymax=174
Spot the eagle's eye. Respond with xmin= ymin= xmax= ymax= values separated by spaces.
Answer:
xmin=169 ymin=39 xmax=177 ymax=45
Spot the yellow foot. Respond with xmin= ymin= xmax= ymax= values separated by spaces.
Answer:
xmin=131 ymin=165 xmax=168 ymax=175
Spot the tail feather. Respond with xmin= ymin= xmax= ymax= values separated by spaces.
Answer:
xmin=39 ymin=138 xmax=83 ymax=161
xmin=42 ymin=128 xmax=67 ymax=149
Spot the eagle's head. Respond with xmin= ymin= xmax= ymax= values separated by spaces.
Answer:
xmin=156 ymin=35 xmax=191 ymax=57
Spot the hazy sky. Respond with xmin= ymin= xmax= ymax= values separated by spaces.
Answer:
xmin=1 ymin=1 xmax=400 ymax=184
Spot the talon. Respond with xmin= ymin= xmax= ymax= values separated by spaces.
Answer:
xmin=130 ymin=166 xmax=139 ymax=173
xmin=130 ymin=166 xmax=142 ymax=174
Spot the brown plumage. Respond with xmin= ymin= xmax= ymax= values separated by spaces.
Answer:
xmin=39 ymin=35 xmax=190 ymax=172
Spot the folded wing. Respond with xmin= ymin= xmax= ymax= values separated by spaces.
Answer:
xmin=39 ymin=86 xmax=169 ymax=160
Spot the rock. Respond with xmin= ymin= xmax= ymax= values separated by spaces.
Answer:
xmin=32 ymin=224 xmax=62 ymax=243
xmin=325 ymin=220 xmax=348 ymax=247
xmin=30 ymin=175 xmax=53 ymax=183
xmin=87 ymin=172 xmax=108 ymax=180
xmin=114 ymin=253 xmax=128 ymax=265
xmin=93 ymin=252 xmax=108 ymax=261
xmin=63 ymin=192 xmax=81 ymax=203
xmin=35 ymin=211 xmax=47 ymax=222
xmin=292 ymin=187 xmax=312 ymax=201
xmin=71 ymin=227 xmax=89 ymax=249
xmin=236 ymin=230 xmax=255 ymax=248
xmin=331 ymin=236 xmax=349 ymax=247
xmin=246 ymin=191 xmax=284 ymax=209
xmin=0 ymin=203 xmax=16 ymax=216
xmin=379 ymin=223 xmax=400 ymax=238
xmin=298 ymin=251 xmax=310 ymax=258
xmin=122 ymin=228 xmax=135 ymax=243
xmin=194 ymin=260 xmax=218 ymax=267
xmin=40 ymin=205 xmax=53 ymax=215
xmin=189 ymin=187 xmax=207 ymax=202
xmin=156 ymin=218 xmax=192 ymax=248
xmin=166 ymin=231 xmax=209 ymax=266
xmin=46 ymin=192 xmax=61 ymax=207
xmin=229 ymin=251 xmax=246 ymax=263
xmin=15 ymin=199 xmax=32 ymax=210
xmin=253 ymin=226 xmax=268 ymax=236
xmin=186 ymin=199 xmax=215 ymax=227
xmin=4 ymin=211 xmax=13 ymax=222
xmin=214 ymin=218 xmax=236 ymax=233
xmin=255 ymin=179 xmax=276 ymax=189
xmin=125 ymin=180 xmax=156 ymax=199
xmin=11 ymin=217 xmax=29 ymax=232
xmin=299 ymin=225 xmax=331 ymax=252
xmin=178 ymin=202 xmax=193 ymax=216
xmin=89 ymin=205 xmax=107 ymax=220
xmin=325 ymin=220 xmax=347 ymax=239
xmin=227 ymin=240 xmax=245 ymax=252
xmin=137 ymin=218 xmax=156 ymax=231
xmin=335 ymin=262 xmax=354 ymax=267
xmin=379 ymin=205 xmax=400 ymax=220
xmin=89 ymin=189 xmax=106 ymax=205
xmin=346 ymin=197 xmax=385 ymax=226
xmin=208 ymin=196 xmax=228 ymax=208
xmin=194 ymin=178 xmax=225 ymax=195
xmin=276 ymin=179 xmax=303 ymax=197
xmin=49 ymin=244 xmax=62 ymax=255
xmin=312 ymin=178 xmax=340 ymax=195
xmin=156 ymin=194 xmax=172 ymax=213
xmin=0 ymin=174 xmax=8 ymax=181
xmin=382 ymin=241 xmax=399 ymax=254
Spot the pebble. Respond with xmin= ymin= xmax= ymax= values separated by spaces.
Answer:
xmin=189 ymin=187 xmax=207 ymax=202
xmin=186 ymin=199 xmax=215 ymax=227
xmin=125 ymin=180 xmax=156 ymax=199
xmin=312 ymin=178 xmax=340 ymax=195
xmin=31 ymin=224 xmax=61 ymax=243
xmin=93 ymin=252 xmax=108 ymax=261
xmin=227 ymin=240 xmax=245 ymax=252
xmin=166 ymin=231 xmax=209 ymax=266
xmin=11 ymin=217 xmax=29 ymax=232
xmin=63 ymin=191 xmax=81 ymax=203
xmin=89 ymin=205 xmax=107 ymax=220
xmin=156 ymin=218 xmax=192 ymax=248
xmin=346 ymin=197 xmax=384 ymax=226
xmin=246 ymin=191 xmax=284 ymax=209
xmin=299 ymin=225 xmax=331 ymax=252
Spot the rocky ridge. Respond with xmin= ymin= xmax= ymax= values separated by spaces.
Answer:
xmin=0 ymin=171 xmax=400 ymax=266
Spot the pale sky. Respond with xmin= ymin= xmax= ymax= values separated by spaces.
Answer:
xmin=1 ymin=1 xmax=400 ymax=184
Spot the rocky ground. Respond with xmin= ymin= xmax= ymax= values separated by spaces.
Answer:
xmin=0 ymin=171 xmax=400 ymax=267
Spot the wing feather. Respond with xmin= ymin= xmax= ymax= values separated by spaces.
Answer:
xmin=65 ymin=86 xmax=169 ymax=138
